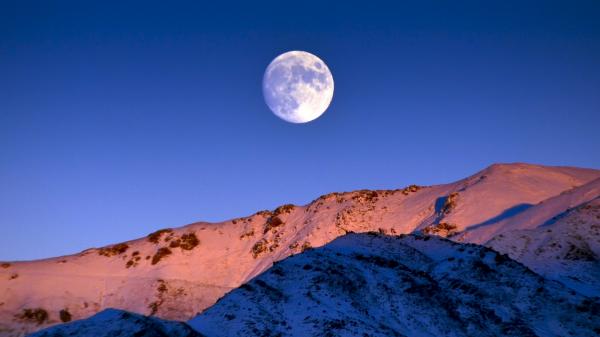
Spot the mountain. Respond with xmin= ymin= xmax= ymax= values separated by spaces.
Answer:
xmin=462 ymin=176 xmax=600 ymax=243
xmin=487 ymin=196 xmax=600 ymax=297
xmin=188 ymin=233 xmax=600 ymax=337
xmin=27 ymin=308 xmax=203 ymax=337
xmin=1 ymin=163 xmax=599 ymax=336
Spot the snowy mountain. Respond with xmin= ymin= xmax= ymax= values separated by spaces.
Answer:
xmin=188 ymin=233 xmax=600 ymax=337
xmin=461 ymin=176 xmax=600 ymax=243
xmin=1 ymin=163 xmax=599 ymax=336
xmin=27 ymin=308 xmax=203 ymax=337
xmin=487 ymin=196 xmax=600 ymax=297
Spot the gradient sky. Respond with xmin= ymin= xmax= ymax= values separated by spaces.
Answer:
xmin=1 ymin=1 xmax=599 ymax=260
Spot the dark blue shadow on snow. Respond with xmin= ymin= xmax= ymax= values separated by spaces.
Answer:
xmin=465 ymin=203 xmax=533 ymax=231
xmin=434 ymin=196 xmax=447 ymax=214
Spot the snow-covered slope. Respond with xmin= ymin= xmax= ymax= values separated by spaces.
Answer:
xmin=27 ymin=308 xmax=202 ymax=337
xmin=487 ymin=197 xmax=600 ymax=297
xmin=1 ymin=163 xmax=599 ymax=336
xmin=418 ymin=164 xmax=598 ymax=236
xmin=189 ymin=233 xmax=600 ymax=337
xmin=462 ymin=177 xmax=600 ymax=243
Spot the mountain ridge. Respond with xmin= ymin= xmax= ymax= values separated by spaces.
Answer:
xmin=2 ymin=162 xmax=600 ymax=336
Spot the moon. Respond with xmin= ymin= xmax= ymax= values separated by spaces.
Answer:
xmin=262 ymin=51 xmax=334 ymax=123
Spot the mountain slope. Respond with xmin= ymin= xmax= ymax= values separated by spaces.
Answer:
xmin=188 ymin=233 xmax=600 ymax=337
xmin=462 ymin=177 xmax=600 ymax=243
xmin=1 ymin=163 xmax=599 ymax=336
xmin=27 ymin=308 xmax=203 ymax=337
xmin=487 ymin=196 xmax=600 ymax=296
xmin=418 ymin=163 xmax=600 ymax=243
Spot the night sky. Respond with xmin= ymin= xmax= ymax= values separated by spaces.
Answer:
xmin=2 ymin=1 xmax=599 ymax=260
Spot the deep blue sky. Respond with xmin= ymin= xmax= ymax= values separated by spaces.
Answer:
xmin=1 ymin=1 xmax=599 ymax=260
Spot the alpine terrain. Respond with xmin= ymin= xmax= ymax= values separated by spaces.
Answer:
xmin=1 ymin=163 xmax=599 ymax=336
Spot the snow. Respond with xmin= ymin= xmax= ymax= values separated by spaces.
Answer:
xmin=487 ymin=196 xmax=600 ymax=296
xmin=463 ymin=177 xmax=600 ymax=243
xmin=188 ymin=233 xmax=599 ymax=337
xmin=1 ymin=162 xmax=599 ymax=336
xmin=27 ymin=308 xmax=202 ymax=337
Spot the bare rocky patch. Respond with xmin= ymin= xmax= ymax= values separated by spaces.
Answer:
xmin=263 ymin=216 xmax=284 ymax=234
xmin=98 ymin=243 xmax=129 ymax=257
xmin=151 ymin=247 xmax=172 ymax=265
xmin=301 ymin=242 xmax=313 ymax=252
xmin=273 ymin=204 xmax=295 ymax=216
xmin=352 ymin=190 xmax=379 ymax=203
xmin=15 ymin=308 xmax=48 ymax=325
xmin=59 ymin=309 xmax=72 ymax=322
xmin=169 ymin=233 xmax=200 ymax=250
xmin=400 ymin=184 xmax=422 ymax=195
xmin=442 ymin=192 xmax=459 ymax=214
xmin=125 ymin=251 xmax=142 ymax=268
xmin=239 ymin=229 xmax=255 ymax=239
xmin=148 ymin=280 xmax=167 ymax=315
xmin=147 ymin=229 xmax=173 ymax=244
xmin=423 ymin=222 xmax=459 ymax=237
xmin=251 ymin=240 xmax=269 ymax=258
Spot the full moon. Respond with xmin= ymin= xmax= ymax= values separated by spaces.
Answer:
xmin=263 ymin=51 xmax=334 ymax=123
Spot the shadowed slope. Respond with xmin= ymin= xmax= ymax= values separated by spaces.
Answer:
xmin=189 ymin=233 xmax=600 ymax=337
xmin=27 ymin=308 xmax=203 ymax=337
